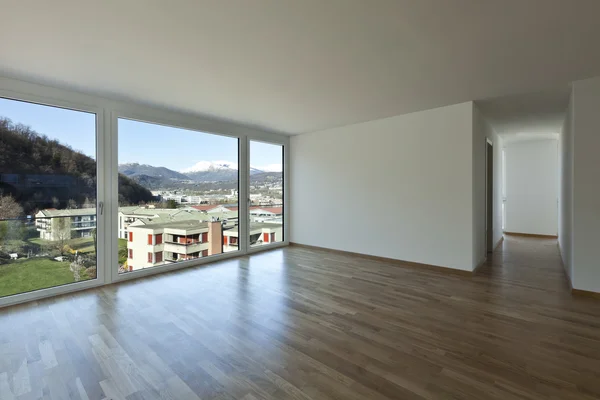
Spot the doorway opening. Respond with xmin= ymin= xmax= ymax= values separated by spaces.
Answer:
xmin=486 ymin=140 xmax=494 ymax=253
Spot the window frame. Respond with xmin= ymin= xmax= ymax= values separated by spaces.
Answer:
xmin=246 ymin=139 xmax=289 ymax=254
xmin=0 ymin=78 xmax=108 ymax=308
xmin=109 ymin=93 xmax=289 ymax=283
xmin=0 ymin=75 xmax=290 ymax=308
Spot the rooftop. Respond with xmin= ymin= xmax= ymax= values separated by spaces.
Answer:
xmin=225 ymin=222 xmax=282 ymax=234
xmin=250 ymin=207 xmax=283 ymax=214
xmin=131 ymin=219 xmax=210 ymax=231
xmin=36 ymin=208 xmax=96 ymax=217
xmin=37 ymin=206 xmax=238 ymax=221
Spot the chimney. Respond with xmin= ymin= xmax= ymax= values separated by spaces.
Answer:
xmin=207 ymin=221 xmax=222 ymax=256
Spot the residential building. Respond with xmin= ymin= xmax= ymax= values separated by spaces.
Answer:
xmin=126 ymin=219 xmax=223 ymax=271
xmin=222 ymin=222 xmax=283 ymax=252
xmin=35 ymin=208 xmax=96 ymax=241
xmin=118 ymin=206 xmax=237 ymax=239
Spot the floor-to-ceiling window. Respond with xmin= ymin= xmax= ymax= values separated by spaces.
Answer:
xmin=117 ymin=118 xmax=239 ymax=274
xmin=0 ymin=78 xmax=288 ymax=306
xmin=0 ymin=98 xmax=98 ymax=297
xmin=248 ymin=141 xmax=284 ymax=247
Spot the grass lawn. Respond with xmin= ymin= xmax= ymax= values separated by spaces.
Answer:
xmin=27 ymin=237 xmax=46 ymax=247
xmin=0 ymin=258 xmax=91 ymax=298
xmin=70 ymin=237 xmax=96 ymax=253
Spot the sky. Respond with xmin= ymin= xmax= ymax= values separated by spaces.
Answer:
xmin=0 ymin=97 xmax=283 ymax=171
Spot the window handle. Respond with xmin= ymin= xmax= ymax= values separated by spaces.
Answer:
xmin=99 ymin=201 xmax=104 ymax=215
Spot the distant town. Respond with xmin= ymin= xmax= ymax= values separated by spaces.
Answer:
xmin=33 ymin=160 xmax=284 ymax=274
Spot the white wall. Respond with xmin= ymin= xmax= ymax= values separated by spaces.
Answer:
xmin=291 ymin=102 xmax=476 ymax=271
xmin=472 ymin=104 xmax=503 ymax=267
xmin=504 ymin=139 xmax=558 ymax=236
xmin=558 ymin=89 xmax=574 ymax=281
xmin=572 ymin=77 xmax=600 ymax=292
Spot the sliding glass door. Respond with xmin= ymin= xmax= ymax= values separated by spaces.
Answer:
xmin=248 ymin=140 xmax=284 ymax=248
xmin=117 ymin=118 xmax=239 ymax=274
xmin=0 ymin=97 xmax=99 ymax=298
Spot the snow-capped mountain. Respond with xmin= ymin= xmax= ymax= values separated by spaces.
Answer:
xmin=180 ymin=160 xmax=238 ymax=174
xmin=181 ymin=160 xmax=282 ymax=174
xmin=181 ymin=161 xmax=282 ymax=182
xmin=256 ymin=164 xmax=283 ymax=173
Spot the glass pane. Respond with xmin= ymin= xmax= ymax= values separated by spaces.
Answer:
xmin=118 ymin=119 xmax=239 ymax=274
xmin=0 ymin=98 xmax=97 ymax=298
xmin=249 ymin=141 xmax=283 ymax=247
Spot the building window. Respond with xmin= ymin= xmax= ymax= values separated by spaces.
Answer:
xmin=147 ymin=234 xmax=153 ymax=245
xmin=128 ymin=249 xmax=133 ymax=259
xmin=156 ymin=234 xmax=163 ymax=245
xmin=202 ymin=250 xmax=208 ymax=257
xmin=201 ymin=232 xmax=208 ymax=243
xmin=147 ymin=252 xmax=153 ymax=263
xmin=129 ymin=232 xmax=133 ymax=242
xmin=155 ymin=252 xmax=163 ymax=263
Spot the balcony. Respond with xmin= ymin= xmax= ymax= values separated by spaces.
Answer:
xmin=164 ymin=239 xmax=203 ymax=246
xmin=164 ymin=254 xmax=201 ymax=263
xmin=164 ymin=241 xmax=207 ymax=254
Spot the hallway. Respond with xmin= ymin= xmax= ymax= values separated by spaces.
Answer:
xmin=478 ymin=235 xmax=572 ymax=294
xmin=1 ymin=237 xmax=600 ymax=399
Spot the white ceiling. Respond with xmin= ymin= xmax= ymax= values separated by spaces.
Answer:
xmin=476 ymin=87 xmax=570 ymax=142
xmin=1 ymin=0 xmax=600 ymax=135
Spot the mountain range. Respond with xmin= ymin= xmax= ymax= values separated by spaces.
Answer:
xmin=118 ymin=161 xmax=282 ymax=188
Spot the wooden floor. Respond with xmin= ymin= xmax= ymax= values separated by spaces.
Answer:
xmin=1 ymin=236 xmax=600 ymax=399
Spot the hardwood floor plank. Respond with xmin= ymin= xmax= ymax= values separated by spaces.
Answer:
xmin=2 ymin=236 xmax=600 ymax=399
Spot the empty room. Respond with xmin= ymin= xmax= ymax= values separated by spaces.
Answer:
xmin=1 ymin=1 xmax=600 ymax=399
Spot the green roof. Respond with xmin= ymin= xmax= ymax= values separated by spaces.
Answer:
xmin=225 ymin=222 xmax=282 ymax=234
xmin=132 ymin=219 xmax=210 ymax=231
xmin=36 ymin=208 xmax=96 ymax=218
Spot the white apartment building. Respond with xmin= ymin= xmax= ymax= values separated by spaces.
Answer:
xmin=118 ymin=206 xmax=236 ymax=239
xmin=35 ymin=208 xmax=97 ymax=241
xmin=125 ymin=220 xmax=223 ymax=272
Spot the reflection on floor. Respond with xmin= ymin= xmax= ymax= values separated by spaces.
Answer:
xmin=1 ymin=236 xmax=600 ymax=399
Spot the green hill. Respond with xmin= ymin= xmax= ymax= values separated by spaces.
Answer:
xmin=0 ymin=117 xmax=154 ymax=214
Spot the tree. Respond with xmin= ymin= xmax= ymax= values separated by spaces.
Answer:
xmin=0 ymin=196 xmax=25 ymax=245
xmin=67 ymin=199 xmax=77 ymax=209
xmin=83 ymin=197 xmax=95 ymax=209
xmin=54 ymin=217 xmax=72 ymax=255
xmin=165 ymin=199 xmax=178 ymax=209
xmin=0 ymin=195 xmax=23 ymax=221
